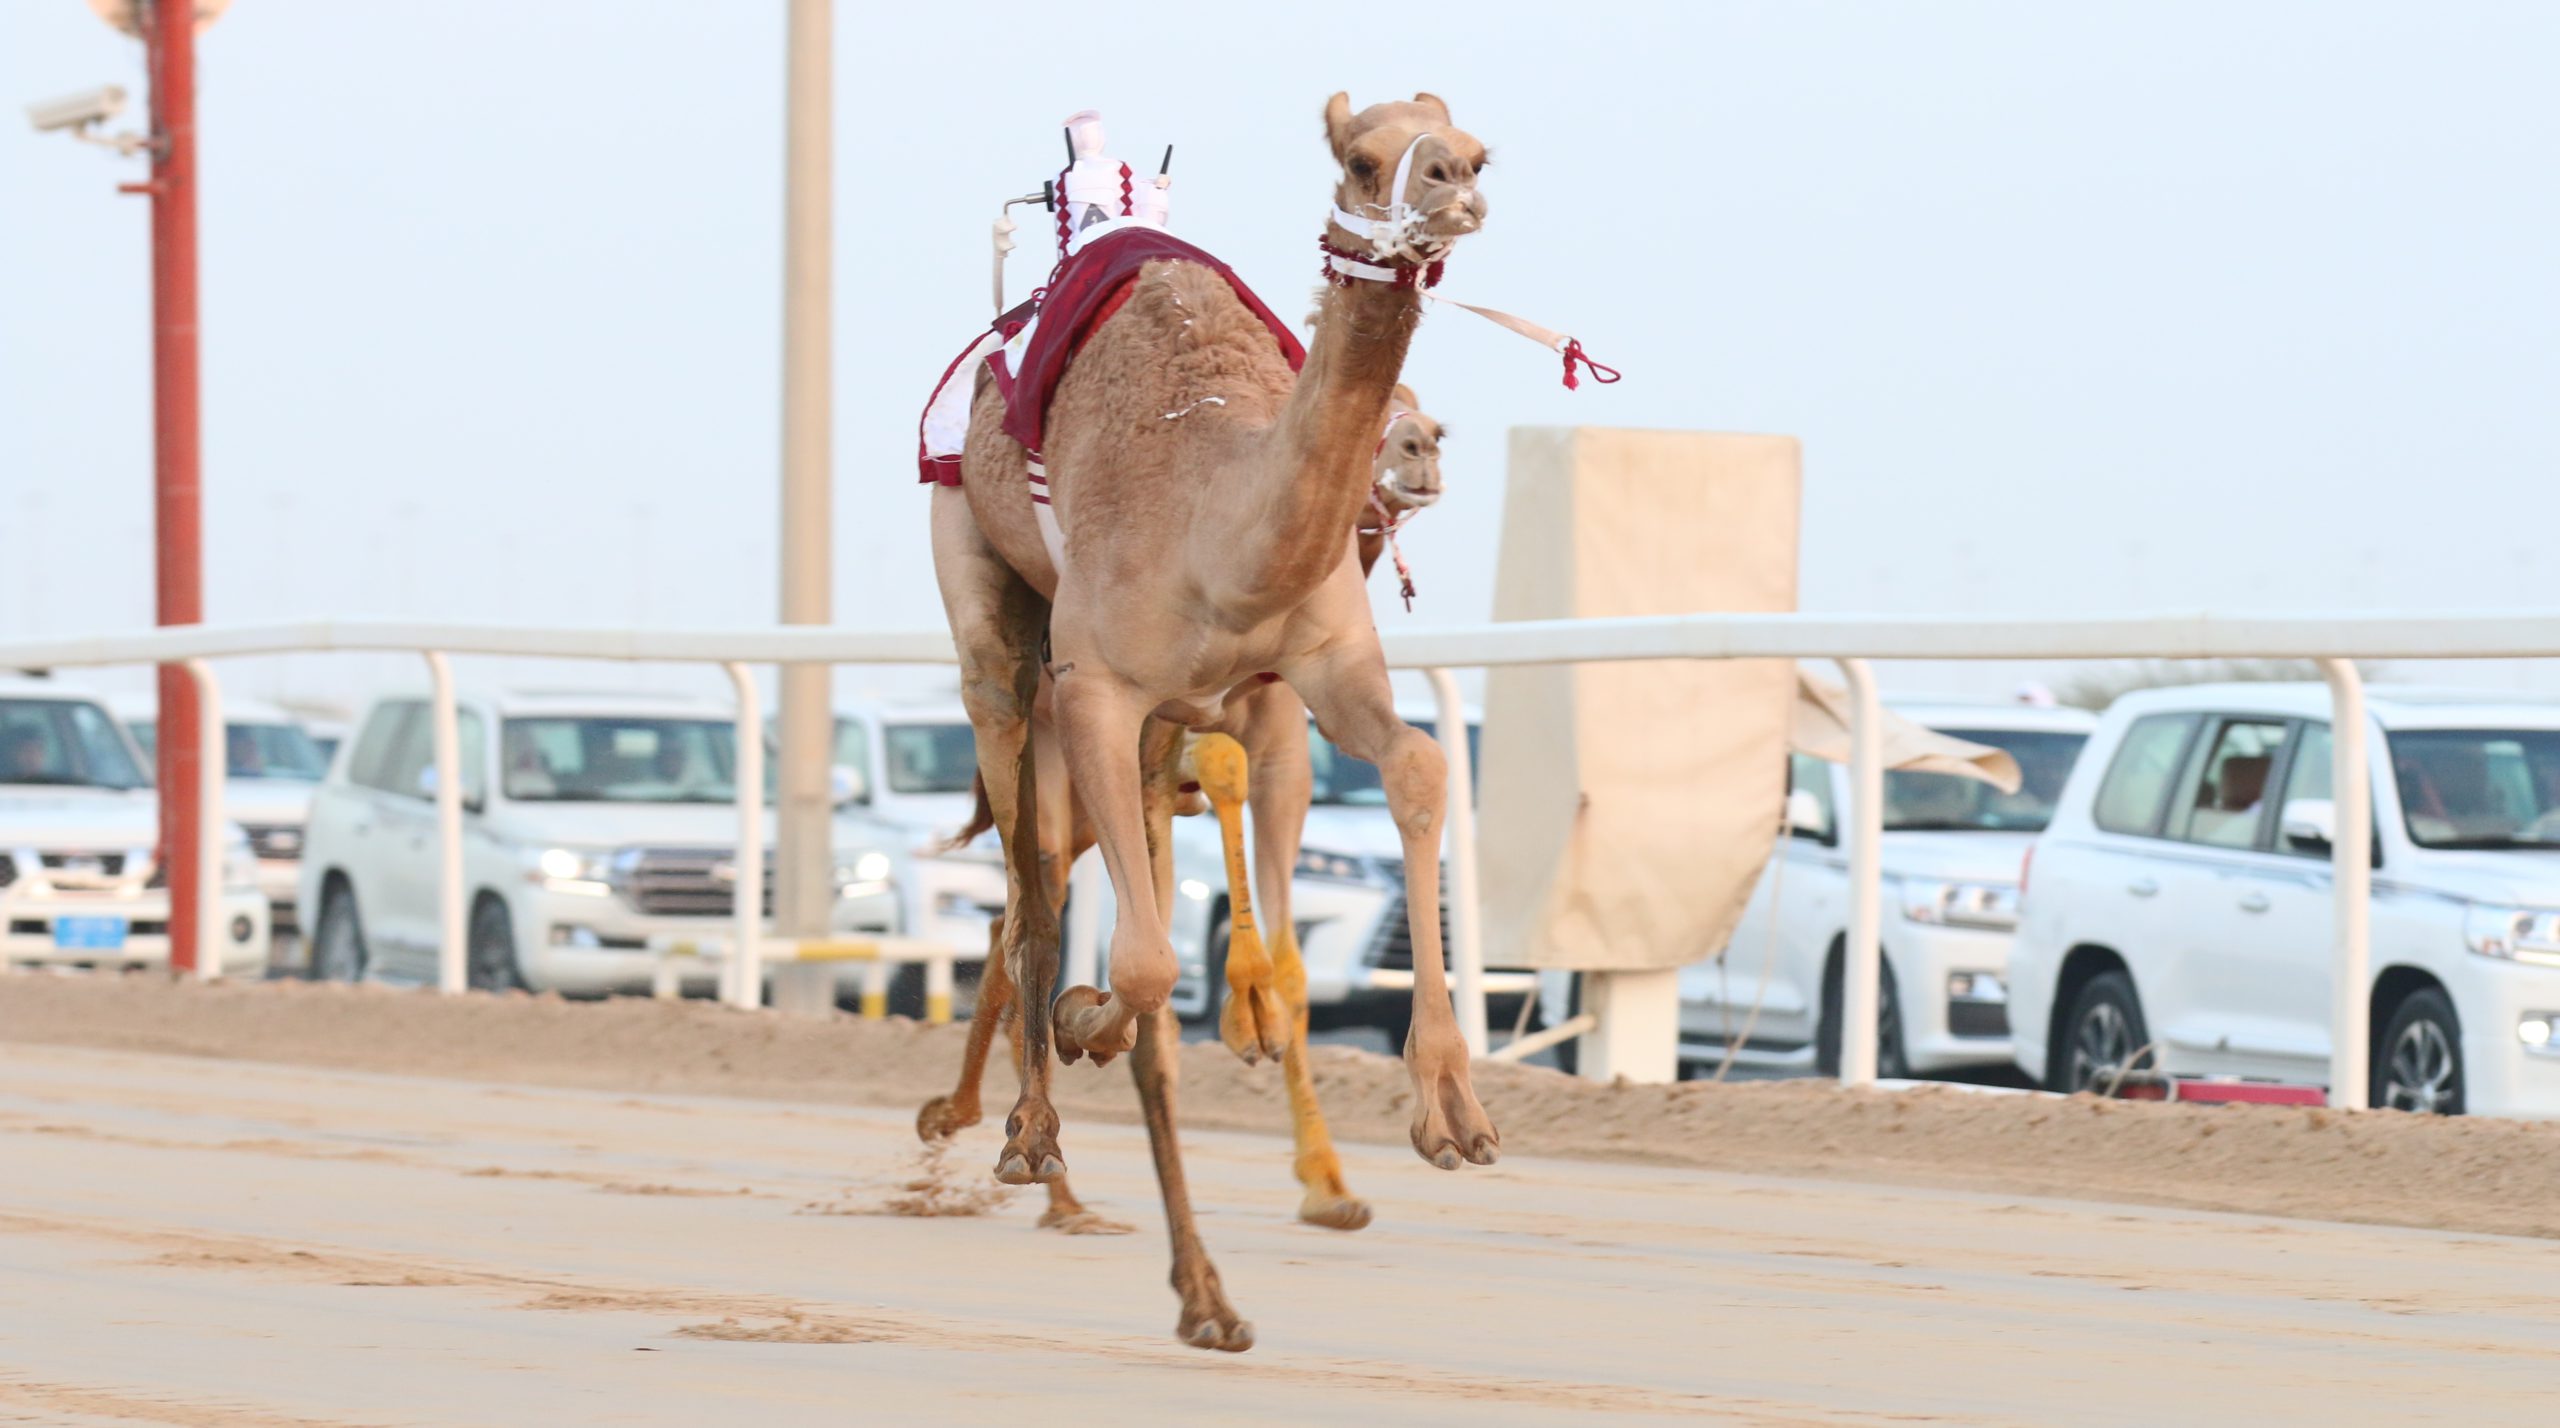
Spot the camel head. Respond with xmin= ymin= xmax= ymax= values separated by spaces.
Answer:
xmin=1373 ymin=384 xmax=1446 ymax=512
xmin=1323 ymin=92 xmax=1489 ymax=261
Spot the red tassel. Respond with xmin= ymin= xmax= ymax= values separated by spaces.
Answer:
xmin=1560 ymin=338 xmax=1622 ymax=391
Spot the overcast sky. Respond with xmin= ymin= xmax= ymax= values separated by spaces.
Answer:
xmin=5 ymin=2 xmax=2557 ymax=714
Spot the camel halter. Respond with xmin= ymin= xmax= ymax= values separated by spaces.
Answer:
xmin=1319 ymin=135 xmax=1622 ymax=391
xmin=1361 ymin=408 xmax=1423 ymax=611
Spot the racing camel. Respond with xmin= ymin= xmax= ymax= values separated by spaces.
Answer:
xmin=928 ymin=95 xmax=1495 ymax=1348
xmin=918 ymin=387 xmax=1452 ymax=1239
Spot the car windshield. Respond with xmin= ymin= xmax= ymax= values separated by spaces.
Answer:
xmin=882 ymin=722 xmax=978 ymax=795
xmin=500 ymin=717 xmax=747 ymax=803
xmin=1308 ymin=721 xmax=1482 ymax=806
xmin=226 ymin=722 xmax=328 ymax=780
xmin=0 ymin=698 xmax=151 ymax=790
xmin=2391 ymin=729 xmax=2560 ymax=850
xmin=1883 ymin=729 xmax=2088 ymax=833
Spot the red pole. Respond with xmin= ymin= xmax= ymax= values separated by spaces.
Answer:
xmin=144 ymin=0 xmax=205 ymax=976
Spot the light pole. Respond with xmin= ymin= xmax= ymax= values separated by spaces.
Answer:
xmin=774 ymin=0 xmax=835 ymax=971
xmin=29 ymin=0 xmax=229 ymax=974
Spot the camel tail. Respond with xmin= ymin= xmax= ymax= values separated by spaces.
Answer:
xmin=933 ymin=772 xmax=998 ymax=855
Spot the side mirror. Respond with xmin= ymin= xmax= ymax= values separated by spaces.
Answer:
xmin=830 ymin=763 xmax=869 ymax=807
xmin=1784 ymin=788 xmax=1828 ymax=840
xmin=416 ymin=765 xmax=439 ymax=800
xmin=2281 ymin=797 xmax=2336 ymax=853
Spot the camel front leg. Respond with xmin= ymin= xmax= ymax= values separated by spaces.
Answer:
xmin=1048 ymin=669 xmax=1178 ymax=1066
xmin=1189 ymin=733 xmax=1288 ymax=1064
xmin=1238 ymin=692 xmax=1371 ymax=1230
xmin=1289 ymin=644 xmax=1498 ymax=1171
xmin=1130 ymin=1000 xmax=1253 ymax=1351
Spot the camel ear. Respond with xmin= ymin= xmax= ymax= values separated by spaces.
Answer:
xmin=1391 ymin=383 xmax=1419 ymax=409
xmin=1411 ymin=92 xmax=1452 ymax=122
xmin=1323 ymin=91 xmax=1355 ymax=162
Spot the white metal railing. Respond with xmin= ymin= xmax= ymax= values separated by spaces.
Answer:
xmin=7 ymin=609 xmax=2549 ymax=1108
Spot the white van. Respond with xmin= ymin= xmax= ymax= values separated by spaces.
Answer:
xmin=2011 ymin=684 xmax=2560 ymax=1117
xmin=2 ymin=675 xmax=269 ymax=974
xmin=299 ymin=689 xmax=908 ymax=996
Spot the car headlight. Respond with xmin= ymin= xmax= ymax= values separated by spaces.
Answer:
xmin=834 ymin=849 xmax=895 ymax=899
xmin=1897 ymin=878 xmax=2019 ymax=931
xmin=2463 ymin=903 xmax=2560 ymax=967
xmin=528 ymin=846 xmax=614 ymax=896
xmin=1294 ymin=847 xmax=1372 ymax=883
xmin=222 ymin=835 xmax=258 ymax=893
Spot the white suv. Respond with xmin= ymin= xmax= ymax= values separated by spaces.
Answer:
xmin=115 ymin=693 xmax=327 ymax=933
xmin=1 ymin=676 xmax=269 ymax=974
xmin=828 ymin=698 xmax=1008 ymax=971
xmin=299 ymin=689 xmax=908 ymax=996
xmin=2011 ymin=683 xmax=2560 ymax=1117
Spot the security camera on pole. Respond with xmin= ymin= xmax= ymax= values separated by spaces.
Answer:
xmin=26 ymin=0 xmax=231 ymax=977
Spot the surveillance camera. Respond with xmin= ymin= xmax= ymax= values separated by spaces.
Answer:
xmin=26 ymin=85 xmax=127 ymax=134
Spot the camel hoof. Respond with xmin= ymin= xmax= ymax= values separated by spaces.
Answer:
xmin=1039 ymin=1206 xmax=1136 ymax=1236
xmin=997 ymin=1101 xmax=1064 ymax=1186
xmin=1180 ymin=1314 xmax=1255 ymax=1354
xmin=1407 ymin=1045 xmax=1500 ymax=1171
xmin=1053 ymin=984 xmax=1134 ymax=1067
xmin=916 ymin=1094 xmax=975 ymax=1143
xmin=1297 ymin=1191 xmax=1373 ymax=1232
xmin=1219 ymin=982 xmax=1290 ymax=1066
xmin=995 ymin=1153 xmax=1034 ymax=1185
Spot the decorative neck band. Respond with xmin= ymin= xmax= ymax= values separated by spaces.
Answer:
xmin=1319 ymin=238 xmax=1444 ymax=289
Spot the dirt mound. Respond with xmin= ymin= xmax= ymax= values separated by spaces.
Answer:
xmin=8 ymin=973 xmax=2560 ymax=1240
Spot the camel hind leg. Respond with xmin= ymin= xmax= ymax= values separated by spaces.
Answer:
xmin=930 ymin=485 xmax=1067 ymax=1187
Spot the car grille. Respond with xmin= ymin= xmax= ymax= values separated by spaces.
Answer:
xmin=40 ymin=851 xmax=128 ymax=876
xmin=241 ymin=824 xmax=303 ymax=861
xmin=622 ymin=848 xmax=775 ymax=917
xmin=1948 ymin=1001 xmax=2011 ymax=1039
xmin=1362 ymin=857 xmax=1453 ymax=973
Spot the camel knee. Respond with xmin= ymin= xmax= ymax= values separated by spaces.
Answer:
xmin=1378 ymin=731 xmax=1446 ymax=840
xmin=1189 ymin=733 xmax=1250 ymax=806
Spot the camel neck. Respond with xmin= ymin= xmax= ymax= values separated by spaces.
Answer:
xmin=1210 ymin=276 xmax=1420 ymax=620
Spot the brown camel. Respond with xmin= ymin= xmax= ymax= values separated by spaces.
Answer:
xmin=917 ymin=388 xmax=1452 ymax=1238
xmin=929 ymin=94 xmax=1495 ymax=1349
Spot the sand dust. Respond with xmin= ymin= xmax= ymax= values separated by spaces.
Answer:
xmin=6 ymin=974 xmax=2560 ymax=1240
xmin=799 ymin=1136 xmax=1019 ymax=1219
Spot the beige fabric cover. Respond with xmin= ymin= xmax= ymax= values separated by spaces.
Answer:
xmin=1479 ymin=428 xmax=1801 ymax=973
xmin=1790 ymin=672 xmax=2023 ymax=793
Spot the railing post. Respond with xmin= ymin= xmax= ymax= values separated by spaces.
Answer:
xmin=1836 ymin=657 xmax=1884 ymax=1086
xmin=1064 ymin=848 xmax=1102 ymax=991
xmin=2321 ymin=658 xmax=2372 ymax=1110
xmin=1427 ymin=667 xmax=1488 ymax=1057
xmin=724 ymin=662 xmax=764 ymax=1010
xmin=424 ymin=653 xmax=466 ymax=995
xmin=925 ymin=951 xmax=954 ymax=1025
xmin=181 ymin=659 xmax=223 ymax=981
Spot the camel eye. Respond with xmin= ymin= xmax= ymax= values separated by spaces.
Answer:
xmin=1348 ymin=154 xmax=1378 ymax=182
xmin=1403 ymin=440 xmax=1422 ymax=456
xmin=1426 ymin=164 xmax=1448 ymax=182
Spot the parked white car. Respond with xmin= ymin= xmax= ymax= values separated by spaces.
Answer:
xmin=2011 ymin=683 xmax=2560 ymax=1118
xmin=1154 ymin=712 xmax=1533 ymax=1045
xmin=829 ymin=698 xmax=1009 ymax=975
xmin=2 ymin=676 xmax=269 ymax=974
xmin=115 ymin=693 xmax=327 ymax=931
xmin=298 ymin=689 xmax=909 ymax=996
xmin=1534 ymin=702 xmax=2093 ymax=1078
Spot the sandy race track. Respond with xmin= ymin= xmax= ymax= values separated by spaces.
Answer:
xmin=4 ymin=980 xmax=2560 ymax=1424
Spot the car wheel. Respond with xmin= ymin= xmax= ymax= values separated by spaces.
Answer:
xmin=466 ymin=896 xmax=526 ymax=992
xmin=2374 ymin=988 xmax=2464 ymax=1115
xmin=2053 ymin=969 xmax=2153 ymax=1094
xmin=310 ymin=883 xmax=368 ymax=983
xmin=1816 ymin=953 xmax=1911 ymax=1080
xmin=1181 ymin=911 xmax=1230 ymax=1028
